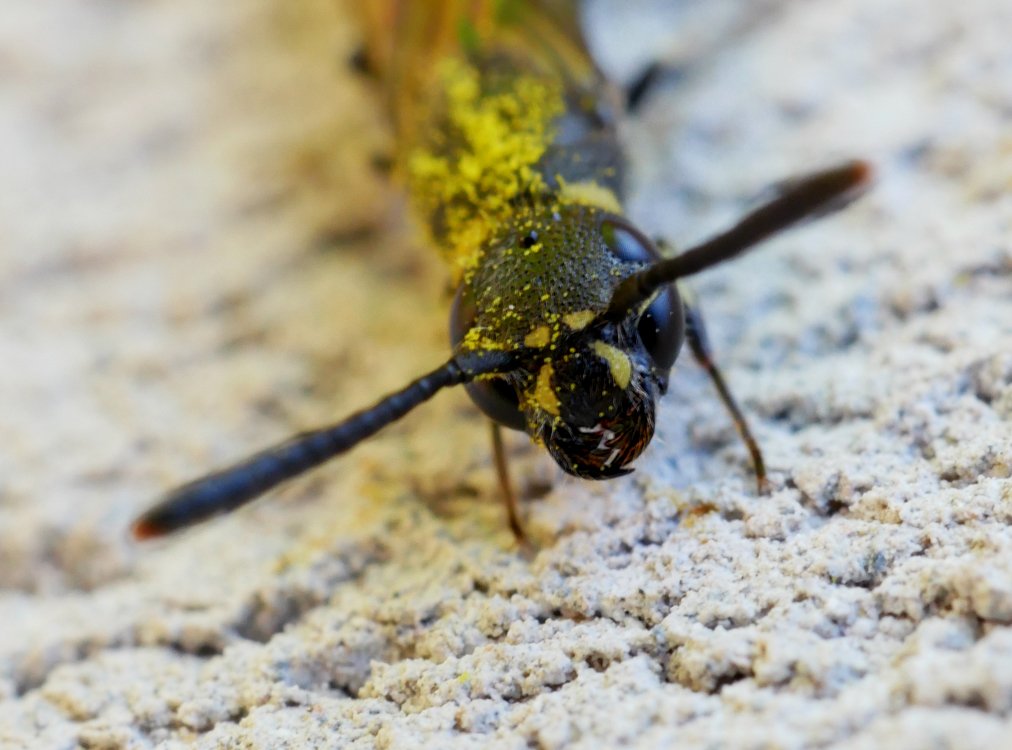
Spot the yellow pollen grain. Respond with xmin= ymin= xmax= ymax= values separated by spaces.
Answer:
xmin=563 ymin=310 xmax=596 ymax=331
xmin=558 ymin=179 xmax=623 ymax=214
xmin=592 ymin=340 xmax=632 ymax=389
xmin=524 ymin=325 xmax=551 ymax=348
xmin=534 ymin=362 xmax=561 ymax=416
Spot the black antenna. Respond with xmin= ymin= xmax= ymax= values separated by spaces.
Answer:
xmin=132 ymin=350 xmax=513 ymax=539
xmin=606 ymin=160 xmax=872 ymax=321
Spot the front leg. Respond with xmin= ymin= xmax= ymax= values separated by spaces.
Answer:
xmin=490 ymin=421 xmax=529 ymax=545
xmin=681 ymin=291 xmax=770 ymax=494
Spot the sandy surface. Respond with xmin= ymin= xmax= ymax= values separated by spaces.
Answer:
xmin=2 ymin=0 xmax=1011 ymax=748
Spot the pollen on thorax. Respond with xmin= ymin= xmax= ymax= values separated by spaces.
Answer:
xmin=557 ymin=177 xmax=622 ymax=214
xmin=405 ymin=59 xmax=563 ymax=283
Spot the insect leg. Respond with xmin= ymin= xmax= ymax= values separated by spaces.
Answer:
xmin=681 ymin=291 xmax=770 ymax=494
xmin=625 ymin=61 xmax=664 ymax=113
xmin=625 ymin=61 xmax=686 ymax=113
xmin=490 ymin=421 xmax=527 ymax=544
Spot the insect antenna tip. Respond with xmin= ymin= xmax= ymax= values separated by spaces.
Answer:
xmin=130 ymin=516 xmax=166 ymax=541
xmin=854 ymin=159 xmax=873 ymax=179
xmin=845 ymin=159 xmax=874 ymax=188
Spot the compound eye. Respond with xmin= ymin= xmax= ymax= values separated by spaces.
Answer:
xmin=637 ymin=289 xmax=683 ymax=372
xmin=600 ymin=217 xmax=657 ymax=265
xmin=600 ymin=217 xmax=684 ymax=373
xmin=463 ymin=378 xmax=526 ymax=431
xmin=449 ymin=285 xmax=527 ymax=431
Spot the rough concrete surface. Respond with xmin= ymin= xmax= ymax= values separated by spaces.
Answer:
xmin=1 ymin=0 xmax=1010 ymax=748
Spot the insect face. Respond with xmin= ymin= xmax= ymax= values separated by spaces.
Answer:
xmin=450 ymin=205 xmax=685 ymax=478
xmin=526 ymin=320 xmax=661 ymax=478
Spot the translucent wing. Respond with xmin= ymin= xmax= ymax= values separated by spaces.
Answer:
xmin=357 ymin=0 xmax=596 ymax=147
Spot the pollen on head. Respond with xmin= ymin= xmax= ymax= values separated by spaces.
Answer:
xmin=592 ymin=340 xmax=632 ymax=389
xmin=563 ymin=310 xmax=595 ymax=331
xmin=524 ymin=325 xmax=551 ymax=348
xmin=532 ymin=362 xmax=561 ymax=416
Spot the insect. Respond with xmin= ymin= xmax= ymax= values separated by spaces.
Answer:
xmin=132 ymin=1 xmax=869 ymax=541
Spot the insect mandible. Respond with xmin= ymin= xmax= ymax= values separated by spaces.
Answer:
xmin=133 ymin=1 xmax=870 ymax=541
